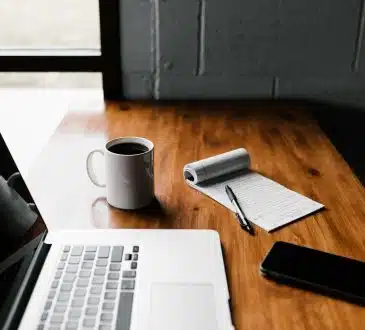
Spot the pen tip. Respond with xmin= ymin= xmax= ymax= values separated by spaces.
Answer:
xmin=242 ymin=225 xmax=255 ymax=236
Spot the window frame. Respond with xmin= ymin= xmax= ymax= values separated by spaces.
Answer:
xmin=0 ymin=0 xmax=122 ymax=100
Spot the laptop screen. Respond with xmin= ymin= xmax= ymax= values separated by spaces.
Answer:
xmin=0 ymin=133 xmax=47 ymax=319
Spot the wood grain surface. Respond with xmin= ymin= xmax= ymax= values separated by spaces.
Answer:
xmin=27 ymin=100 xmax=365 ymax=329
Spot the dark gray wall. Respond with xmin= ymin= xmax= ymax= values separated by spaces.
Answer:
xmin=120 ymin=0 xmax=365 ymax=104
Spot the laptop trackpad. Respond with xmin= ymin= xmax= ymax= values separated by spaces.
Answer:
xmin=150 ymin=283 xmax=218 ymax=330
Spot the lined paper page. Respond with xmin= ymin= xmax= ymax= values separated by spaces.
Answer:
xmin=188 ymin=171 xmax=323 ymax=231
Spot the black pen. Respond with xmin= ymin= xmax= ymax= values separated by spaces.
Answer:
xmin=225 ymin=185 xmax=255 ymax=235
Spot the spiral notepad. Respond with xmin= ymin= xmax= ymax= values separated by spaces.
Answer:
xmin=183 ymin=148 xmax=324 ymax=231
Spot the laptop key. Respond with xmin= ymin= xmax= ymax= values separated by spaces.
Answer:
xmin=125 ymin=254 xmax=131 ymax=261
xmin=90 ymin=286 xmax=102 ymax=295
xmin=84 ymin=253 xmax=96 ymax=260
xmin=85 ymin=307 xmax=98 ymax=316
xmin=79 ymin=270 xmax=91 ymax=278
xmin=121 ymin=280 xmax=135 ymax=290
xmin=88 ymin=296 xmax=100 ymax=305
xmin=111 ymin=246 xmax=123 ymax=262
xmin=64 ymin=274 xmax=76 ymax=282
xmin=106 ymin=282 xmax=118 ymax=290
xmin=82 ymin=261 xmax=93 ymax=269
xmin=69 ymin=309 xmax=82 ymax=318
xmin=122 ymin=270 xmax=136 ymax=278
xmin=71 ymin=246 xmax=83 ymax=256
xmin=71 ymin=299 xmax=84 ymax=308
xmin=102 ymin=302 xmax=115 ymax=310
xmin=75 ymin=288 xmax=87 ymax=297
xmin=61 ymin=283 xmax=73 ymax=292
xmin=133 ymin=254 xmax=138 ymax=261
xmin=96 ymin=259 xmax=108 ymax=267
xmin=107 ymin=272 xmax=119 ymax=280
xmin=37 ymin=325 xmax=45 ymax=330
xmin=49 ymin=326 xmax=61 ymax=330
xmin=94 ymin=268 xmax=106 ymax=276
xmin=48 ymin=290 xmax=56 ymax=299
xmin=51 ymin=280 xmax=59 ymax=289
xmin=116 ymin=292 xmax=134 ymax=330
xmin=54 ymin=305 xmax=67 ymax=313
xmin=76 ymin=279 xmax=89 ymax=287
xmin=83 ymin=318 xmax=96 ymax=327
xmin=63 ymin=245 xmax=71 ymax=252
xmin=109 ymin=263 xmax=121 ymax=271
xmin=104 ymin=292 xmax=117 ymax=300
xmin=98 ymin=246 xmax=110 ymax=258
xmin=40 ymin=312 xmax=48 ymax=321
xmin=57 ymin=262 xmax=65 ymax=270
xmin=66 ymin=265 xmax=78 ymax=273
xmin=99 ymin=326 xmax=111 ymax=330
xmin=66 ymin=322 xmax=78 ymax=330
xmin=60 ymin=253 xmax=68 ymax=261
xmin=131 ymin=262 xmax=137 ymax=270
xmin=50 ymin=315 xmax=63 ymax=324
xmin=54 ymin=270 xmax=62 ymax=279
xmin=86 ymin=246 xmax=97 ymax=252
xmin=132 ymin=246 xmax=139 ymax=253
xmin=92 ymin=277 xmax=104 ymax=285
xmin=57 ymin=293 xmax=71 ymax=302
xmin=69 ymin=257 xmax=81 ymax=264
xmin=100 ymin=313 xmax=113 ymax=323
xmin=44 ymin=300 xmax=52 ymax=310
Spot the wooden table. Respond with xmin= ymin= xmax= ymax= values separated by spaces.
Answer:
xmin=27 ymin=100 xmax=365 ymax=329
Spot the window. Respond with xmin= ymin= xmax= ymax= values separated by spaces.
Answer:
xmin=0 ymin=0 xmax=122 ymax=99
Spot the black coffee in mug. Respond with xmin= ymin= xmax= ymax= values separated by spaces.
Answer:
xmin=108 ymin=142 xmax=149 ymax=155
xmin=87 ymin=136 xmax=154 ymax=209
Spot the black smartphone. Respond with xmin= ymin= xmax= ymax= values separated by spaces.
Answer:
xmin=260 ymin=241 xmax=365 ymax=306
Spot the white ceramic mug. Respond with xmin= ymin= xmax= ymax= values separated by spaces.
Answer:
xmin=0 ymin=173 xmax=38 ymax=239
xmin=86 ymin=137 xmax=154 ymax=210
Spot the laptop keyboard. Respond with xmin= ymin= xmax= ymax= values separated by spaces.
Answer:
xmin=38 ymin=245 xmax=139 ymax=330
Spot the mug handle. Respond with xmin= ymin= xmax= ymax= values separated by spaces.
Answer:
xmin=86 ymin=149 xmax=106 ymax=187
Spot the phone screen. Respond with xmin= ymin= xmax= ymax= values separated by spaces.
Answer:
xmin=261 ymin=241 xmax=365 ymax=301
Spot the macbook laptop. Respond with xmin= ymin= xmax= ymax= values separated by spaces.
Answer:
xmin=0 ymin=134 xmax=234 ymax=330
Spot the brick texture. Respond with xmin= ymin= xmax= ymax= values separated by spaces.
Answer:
xmin=120 ymin=0 xmax=365 ymax=104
